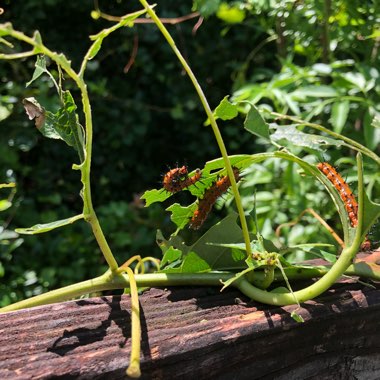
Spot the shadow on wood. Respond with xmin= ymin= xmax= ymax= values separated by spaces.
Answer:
xmin=0 ymin=278 xmax=380 ymax=379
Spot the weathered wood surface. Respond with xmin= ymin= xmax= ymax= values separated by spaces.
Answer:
xmin=1 ymin=271 xmax=380 ymax=379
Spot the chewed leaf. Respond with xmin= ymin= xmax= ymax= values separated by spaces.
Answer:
xmin=270 ymin=124 xmax=342 ymax=150
xmin=23 ymin=92 xmax=85 ymax=161
xmin=167 ymin=203 xmax=196 ymax=229
xmin=26 ymin=55 xmax=48 ymax=87
xmin=160 ymin=251 xmax=211 ymax=273
xmin=16 ymin=214 xmax=84 ymax=235
xmin=214 ymin=96 xmax=239 ymax=121
xmin=44 ymin=91 xmax=85 ymax=161
xmin=141 ymin=189 xmax=171 ymax=207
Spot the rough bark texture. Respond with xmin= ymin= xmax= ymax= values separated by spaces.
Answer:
xmin=1 ymin=278 xmax=379 ymax=379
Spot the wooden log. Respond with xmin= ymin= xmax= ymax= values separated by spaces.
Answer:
xmin=0 ymin=278 xmax=379 ymax=379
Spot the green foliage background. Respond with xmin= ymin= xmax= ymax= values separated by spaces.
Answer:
xmin=0 ymin=0 xmax=379 ymax=305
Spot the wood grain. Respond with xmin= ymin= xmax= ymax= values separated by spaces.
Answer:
xmin=0 ymin=277 xmax=379 ymax=379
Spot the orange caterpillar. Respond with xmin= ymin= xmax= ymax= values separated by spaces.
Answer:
xmin=317 ymin=162 xmax=358 ymax=227
xmin=162 ymin=166 xmax=202 ymax=193
xmin=189 ymin=167 xmax=240 ymax=230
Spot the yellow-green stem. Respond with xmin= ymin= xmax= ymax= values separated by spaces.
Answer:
xmin=125 ymin=268 xmax=141 ymax=378
xmin=138 ymin=0 xmax=252 ymax=258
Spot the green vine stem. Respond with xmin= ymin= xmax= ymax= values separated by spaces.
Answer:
xmin=137 ymin=0 xmax=252 ymax=259
xmin=124 ymin=268 xmax=141 ymax=378
xmin=0 ymin=23 xmax=118 ymax=271
xmin=2 ymin=249 xmax=379 ymax=313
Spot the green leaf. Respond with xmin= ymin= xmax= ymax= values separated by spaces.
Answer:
xmin=87 ymin=38 xmax=103 ymax=60
xmin=26 ymin=55 xmax=47 ymax=87
xmin=160 ymin=247 xmax=182 ymax=269
xmin=270 ymin=124 xmax=342 ymax=150
xmin=32 ymin=30 xmax=43 ymax=53
xmin=88 ymin=8 xmax=147 ymax=60
xmin=193 ymin=0 xmax=221 ymax=17
xmin=0 ymin=103 xmax=12 ymax=121
xmin=221 ymin=266 xmax=254 ymax=291
xmin=15 ymin=214 xmax=84 ymax=235
xmin=290 ymin=310 xmax=304 ymax=323
xmin=167 ymin=203 xmax=196 ymax=229
xmin=161 ymin=251 xmax=211 ymax=273
xmin=0 ymin=182 xmax=15 ymax=189
xmin=372 ymin=115 xmax=380 ymax=128
xmin=0 ymin=200 xmax=11 ymax=212
xmin=363 ymin=108 xmax=380 ymax=151
xmin=291 ymin=85 xmax=338 ymax=99
xmin=290 ymin=245 xmax=337 ymax=263
xmin=189 ymin=213 xmax=248 ymax=270
xmin=216 ymin=3 xmax=245 ymax=23
xmin=330 ymin=100 xmax=349 ymax=134
xmin=214 ymin=96 xmax=238 ymax=120
xmin=0 ymin=22 xmax=14 ymax=37
xmin=141 ymin=188 xmax=171 ymax=207
xmin=42 ymin=91 xmax=85 ymax=161
xmin=159 ymin=213 xmax=248 ymax=271
xmin=244 ymin=105 xmax=270 ymax=139
xmin=362 ymin=191 xmax=380 ymax=242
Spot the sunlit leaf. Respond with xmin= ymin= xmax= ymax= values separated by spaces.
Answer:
xmin=160 ymin=247 xmax=182 ymax=269
xmin=141 ymin=188 xmax=171 ymax=207
xmin=363 ymin=108 xmax=380 ymax=151
xmin=15 ymin=214 xmax=84 ymax=235
xmin=270 ymin=124 xmax=342 ymax=150
xmin=0 ymin=183 xmax=15 ymax=189
xmin=291 ymin=85 xmax=338 ymax=99
xmin=330 ymin=100 xmax=349 ymax=134
xmin=214 ymin=96 xmax=238 ymax=120
xmin=216 ymin=3 xmax=245 ymax=23
xmin=0 ymin=200 xmax=11 ymax=212
xmin=167 ymin=203 xmax=196 ymax=229
xmin=372 ymin=115 xmax=380 ymax=128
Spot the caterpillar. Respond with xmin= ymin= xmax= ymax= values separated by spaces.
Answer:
xmin=189 ymin=167 xmax=240 ymax=230
xmin=162 ymin=166 xmax=202 ymax=193
xmin=317 ymin=162 xmax=358 ymax=228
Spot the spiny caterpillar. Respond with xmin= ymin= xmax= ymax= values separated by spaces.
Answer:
xmin=317 ymin=162 xmax=358 ymax=228
xmin=189 ymin=167 xmax=240 ymax=230
xmin=162 ymin=166 xmax=202 ymax=193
